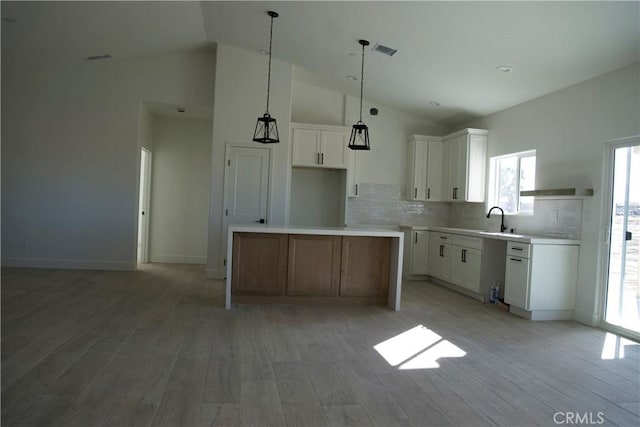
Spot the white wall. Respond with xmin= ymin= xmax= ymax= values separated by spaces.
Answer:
xmin=290 ymin=168 xmax=342 ymax=227
xmin=451 ymin=63 xmax=640 ymax=325
xmin=148 ymin=116 xmax=212 ymax=264
xmin=1 ymin=50 xmax=215 ymax=270
xmin=207 ymin=43 xmax=293 ymax=278
xmin=291 ymin=82 xmax=345 ymax=126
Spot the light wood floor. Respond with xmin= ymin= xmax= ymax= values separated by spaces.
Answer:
xmin=2 ymin=263 xmax=639 ymax=427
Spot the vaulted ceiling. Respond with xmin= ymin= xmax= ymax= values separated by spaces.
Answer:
xmin=2 ymin=1 xmax=639 ymax=125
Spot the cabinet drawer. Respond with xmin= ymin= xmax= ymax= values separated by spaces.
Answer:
xmin=507 ymin=241 xmax=531 ymax=258
xmin=452 ymin=235 xmax=483 ymax=250
xmin=430 ymin=232 xmax=452 ymax=242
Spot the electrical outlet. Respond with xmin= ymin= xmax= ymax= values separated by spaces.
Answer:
xmin=550 ymin=210 xmax=559 ymax=222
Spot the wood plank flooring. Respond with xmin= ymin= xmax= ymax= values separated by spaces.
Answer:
xmin=2 ymin=263 xmax=639 ymax=426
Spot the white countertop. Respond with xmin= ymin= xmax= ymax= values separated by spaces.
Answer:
xmin=229 ymin=224 xmax=404 ymax=238
xmin=399 ymin=225 xmax=580 ymax=245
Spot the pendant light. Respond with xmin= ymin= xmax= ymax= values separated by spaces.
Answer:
xmin=348 ymin=39 xmax=371 ymax=151
xmin=253 ymin=11 xmax=280 ymax=144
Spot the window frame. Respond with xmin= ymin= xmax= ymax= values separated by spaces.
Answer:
xmin=487 ymin=149 xmax=536 ymax=216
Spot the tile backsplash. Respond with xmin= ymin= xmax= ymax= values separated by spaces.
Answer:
xmin=448 ymin=199 xmax=583 ymax=239
xmin=347 ymin=183 xmax=449 ymax=226
xmin=347 ymin=183 xmax=583 ymax=238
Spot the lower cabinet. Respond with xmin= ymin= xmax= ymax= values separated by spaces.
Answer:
xmin=340 ymin=236 xmax=391 ymax=297
xmin=428 ymin=232 xmax=485 ymax=296
xmin=402 ymin=227 xmax=429 ymax=279
xmin=232 ymin=233 xmax=288 ymax=295
xmin=287 ymin=235 xmax=341 ymax=296
xmin=231 ymin=232 xmax=391 ymax=303
xmin=504 ymin=241 xmax=579 ymax=320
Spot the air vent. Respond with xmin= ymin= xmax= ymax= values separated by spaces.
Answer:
xmin=371 ymin=43 xmax=397 ymax=57
xmin=86 ymin=54 xmax=112 ymax=61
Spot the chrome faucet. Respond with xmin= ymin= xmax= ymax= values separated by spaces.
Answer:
xmin=486 ymin=206 xmax=507 ymax=232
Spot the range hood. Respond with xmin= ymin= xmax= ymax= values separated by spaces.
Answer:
xmin=520 ymin=187 xmax=594 ymax=197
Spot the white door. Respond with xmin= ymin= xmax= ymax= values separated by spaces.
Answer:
xmin=225 ymin=146 xmax=270 ymax=225
xmin=137 ymin=148 xmax=152 ymax=264
xmin=603 ymin=137 xmax=640 ymax=336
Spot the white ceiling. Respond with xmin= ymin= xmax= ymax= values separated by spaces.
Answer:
xmin=3 ymin=1 xmax=639 ymax=126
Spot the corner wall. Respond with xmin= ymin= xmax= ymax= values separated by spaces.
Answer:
xmin=450 ymin=63 xmax=640 ymax=325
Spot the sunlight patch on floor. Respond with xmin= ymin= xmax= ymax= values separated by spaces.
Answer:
xmin=601 ymin=332 xmax=639 ymax=360
xmin=374 ymin=324 xmax=466 ymax=369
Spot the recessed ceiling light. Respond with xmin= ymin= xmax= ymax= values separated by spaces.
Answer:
xmin=258 ymin=49 xmax=269 ymax=55
xmin=429 ymin=101 xmax=441 ymax=107
xmin=496 ymin=65 xmax=513 ymax=73
xmin=347 ymin=75 xmax=358 ymax=81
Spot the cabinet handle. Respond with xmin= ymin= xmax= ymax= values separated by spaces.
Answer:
xmin=440 ymin=236 xmax=447 ymax=240
xmin=462 ymin=249 xmax=467 ymax=263
xmin=316 ymin=153 xmax=320 ymax=164
xmin=415 ymin=233 xmax=418 ymax=244
xmin=439 ymin=244 xmax=444 ymax=257
xmin=414 ymin=187 xmax=418 ymax=198
xmin=453 ymin=187 xmax=458 ymax=199
xmin=511 ymin=247 xmax=523 ymax=251
xmin=321 ymin=153 xmax=324 ymax=165
xmin=355 ymin=184 xmax=358 ymax=196
xmin=427 ymin=188 xmax=431 ymax=199
xmin=510 ymin=258 xmax=522 ymax=262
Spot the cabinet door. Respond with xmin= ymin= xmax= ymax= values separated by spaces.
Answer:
xmin=426 ymin=140 xmax=443 ymax=201
xmin=428 ymin=236 xmax=442 ymax=278
xmin=446 ymin=137 xmax=461 ymax=201
xmin=462 ymin=248 xmax=482 ymax=293
xmin=449 ymin=246 xmax=466 ymax=286
xmin=232 ymin=233 xmax=288 ymax=295
xmin=347 ymin=150 xmax=359 ymax=197
xmin=408 ymin=139 xmax=428 ymax=200
xmin=410 ymin=231 xmax=429 ymax=275
xmin=287 ymin=235 xmax=341 ymax=296
xmin=321 ymin=130 xmax=350 ymax=168
xmin=504 ymin=256 xmax=530 ymax=309
xmin=340 ymin=237 xmax=390 ymax=297
xmin=292 ymin=128 xmax=320 ymax=167
xmin=466 ymin=134 xmax=487 ymax=202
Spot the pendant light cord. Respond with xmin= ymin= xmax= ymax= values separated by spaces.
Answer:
xmin=266 ymin=14 xmax=274 ymax=114
xmin=359 ymin=42 xmax=365 ymax=123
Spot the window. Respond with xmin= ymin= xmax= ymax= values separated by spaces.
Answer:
xmin=489 ymin=150 xmax=536 ymax=214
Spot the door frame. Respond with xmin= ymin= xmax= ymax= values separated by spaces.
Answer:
xmin=221 ymin=142 xmax=273 ymax=267
xmin=137 ymin=147 xmax=152 ymax=264
xmin=598 ymin=135 xmax=640 ymax=340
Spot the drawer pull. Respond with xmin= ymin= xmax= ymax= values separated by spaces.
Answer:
xmin=511 ymin=247 xmax=523 ymax=251
xmin=510 ymin=258 xmax=522 ymax=262
xmin=440 ymin=236 xmax=447 ymax=240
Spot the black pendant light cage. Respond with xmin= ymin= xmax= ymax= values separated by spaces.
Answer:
xmin=253 ymin=11 xmax=280 ymax=144
xmin=348 ymin=39 xmax=371 ymax=151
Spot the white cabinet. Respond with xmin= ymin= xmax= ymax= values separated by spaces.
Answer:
xmin=450 ymin=246 xmax=482 ymax=293
xmin=504 ymin=241 xmax=579 ymax=320
xmin=443 ymin=128 xmax=488 ymax=202
xmin=291 ymin=124 xmax=351 ymax=169
xmin=406 ymin=135 xmax=443 ymax=201
xmin=347 ymin=151 xmax=360 ymax=197
xmin=427 ymin=232 xmax=453 ymax=282
xmin=402 ymin=227 xmax=429 ymax=278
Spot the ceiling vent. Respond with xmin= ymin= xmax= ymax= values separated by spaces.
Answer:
xmin=86 ymin=54 xmax=112 ymax=61
xmin=371 ymin=43 xmax=397 ymax=57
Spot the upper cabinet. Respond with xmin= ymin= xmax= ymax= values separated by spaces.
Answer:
xmin=443 ymin=128 xmax=488 ymax=202
xmin=406 ymin=135 xmax=444 ymax=201
xmin=291 ymin=123 xmax=351 ymax=169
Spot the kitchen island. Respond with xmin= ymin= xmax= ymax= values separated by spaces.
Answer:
xmin=225 ymin=225 xmax=404 ymax=310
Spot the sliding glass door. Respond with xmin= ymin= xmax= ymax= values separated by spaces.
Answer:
xmin=604 ymin=138 xmax=640 ymax=336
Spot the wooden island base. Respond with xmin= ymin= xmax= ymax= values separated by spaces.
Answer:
xmin=226 ymin=226 xmax=404 ymax=310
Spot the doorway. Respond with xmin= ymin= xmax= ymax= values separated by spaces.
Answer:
xmin=603 ymin=137 xmax=640 ymax=337
xmin=221 ymin=144 xmax=271 ymax=263
xmin=137 ymin=147 xmax=152 ymax=263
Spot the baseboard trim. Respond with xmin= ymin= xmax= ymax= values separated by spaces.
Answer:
xmin=206 ymin=268 xmax=224 ymax=279
xmin=149 ymin=255 xmax=206 ymax=264
xmin=1 ymin=257 xmax=136 ymax=271
xmin=573 ymin=309 xmax=599 ymax=326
